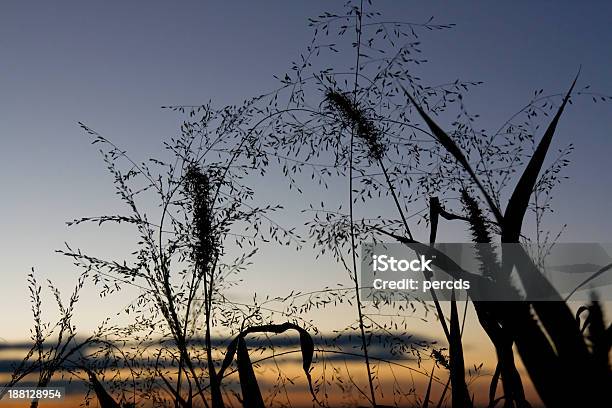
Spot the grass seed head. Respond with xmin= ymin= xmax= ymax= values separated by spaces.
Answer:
xmin=185 ymin=165 xmax=217 ymax=269
xmin=325 ymin=90 xmax=386 ymax=161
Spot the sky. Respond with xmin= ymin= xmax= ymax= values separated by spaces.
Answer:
xmin=1 ymin=0 xmax=612 ymax=345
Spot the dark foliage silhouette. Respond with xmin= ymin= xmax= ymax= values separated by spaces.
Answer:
xmin=3 ymin=1 xmax=611 ymax=407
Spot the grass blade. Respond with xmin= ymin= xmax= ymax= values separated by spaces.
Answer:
xmin=217 ymin=323 xmax=319 ymax=405
xmin=487 ymin=363 xmax=501 ymax=408
xmin=565 ymin=262 xmax=612 ymax=301
xmin=435 ymin=377 xmax=451 ymax=408
xmin=422 ymin=365 xmax=435 ymax=408
xmin=236 ymin=337 xmax=265 ymax=408
xmin=398 ymin=81 xmax=503 ymax=224
xmin=84 ymin=368 xmax=120 ymax=408
xmin=449 ymin=290 xmax=472 ymax=407
xmin=502 ymin=71 xmax=579 ymax=242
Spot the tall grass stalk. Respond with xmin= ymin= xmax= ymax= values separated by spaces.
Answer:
xmin=346 ymin=1 xmax=377 ymax=405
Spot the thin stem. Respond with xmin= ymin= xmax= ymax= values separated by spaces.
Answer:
xmin=348 ymin=1 xmax=377 ymax=406
xmin=378 ymin=158 xmax=413 ymax=240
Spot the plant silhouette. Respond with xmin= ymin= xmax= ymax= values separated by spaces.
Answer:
xmin=3 ymin=1 xmax=611 ymax=407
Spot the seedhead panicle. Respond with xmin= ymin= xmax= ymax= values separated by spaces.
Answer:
xmin=184 ymin=165 xmax=218 ymax=270
xmin=325 ymin=89 xmax=386 ymax=161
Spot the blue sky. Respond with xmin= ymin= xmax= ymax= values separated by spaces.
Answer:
xmin=1 ymin=1 xmax=611 ymax=340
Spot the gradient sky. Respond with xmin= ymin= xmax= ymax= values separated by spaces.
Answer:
xmin=1 ymin=1 xmax=612 ymax=341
